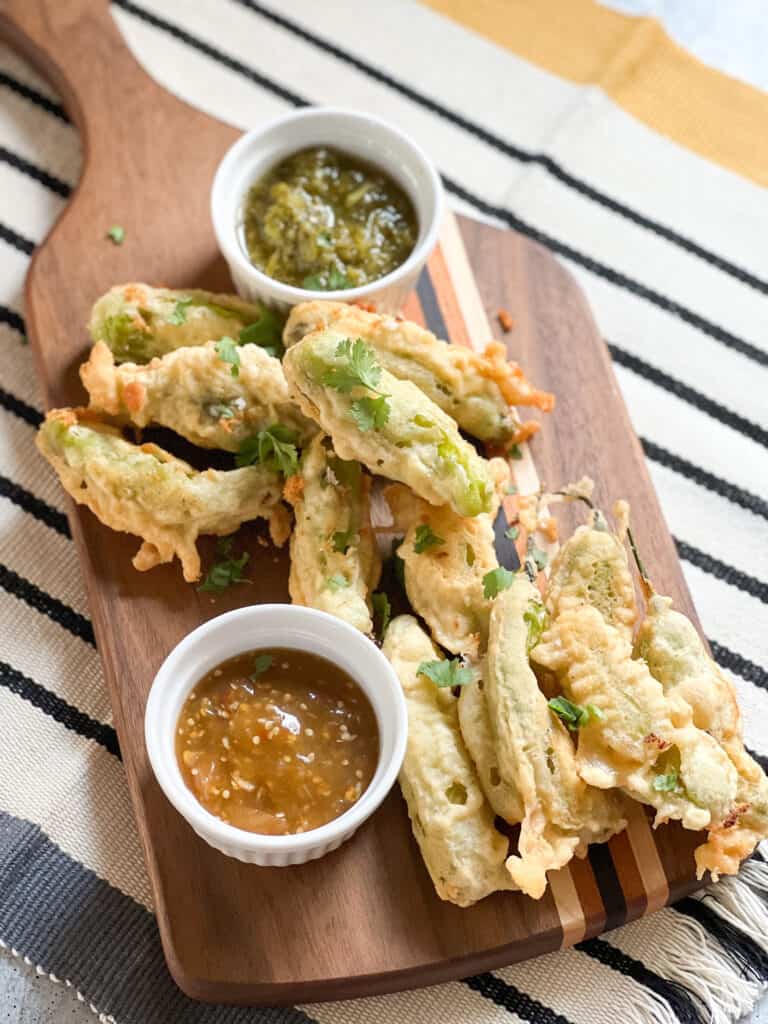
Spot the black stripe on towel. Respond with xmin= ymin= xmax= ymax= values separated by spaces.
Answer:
xmin=0 ymin=386 xmax=42 ymax=427
xmin=0 ymin=659 xmax=119 ymax=758
xmin=673 ymin=897 xmax=768 ymax=983
xmin=609 ymin=343 xmax=768 ymax=450
xmin=675 ymin=538 xmax=768 ymax=605
xmin=577 ymin=937 xmax=704 ymax=1024
xmin=0 ymin=70 xmax=69 ymax=122
xmin=710 ymin=641 xmax=768 ymax=691
xmin=416 ymin=267 xmax=450 ymax=341
xmin=0 ymin=474 xmax=70 ymax=538
xmin=0 ymin=221 xmax=35 ymax=257
xmin=0 ymin=811 xmax=318 ymax=1024
xmin=0 ymin=563 xmax=95 ymax=646
xmin=747 ymin=746 xmax=768 ymax=774
xmin=0 ymin=144 xmax=72 ymax=198
xmin=443 ymin=176 xmax=768 ymax=371
xmin=587 ymin=842 xmax=627 ymax=932
xmin=232 ymin=0 xmax=768 ymax=298
xmin=464 ymin=973 xmax=575 ymax=1024
xmin=0 ymin=304 xmax=25 ymax=335
xmin=112 ymin=0 xmax=768 ymax=371
xmin=641 ymin=438 xmax=768 ymax=522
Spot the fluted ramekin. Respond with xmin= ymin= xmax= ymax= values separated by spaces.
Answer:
xmin=211 ymin=107 xmax=444 ymax=314
xmin=145 ymin=604 xmax=407 ymax=866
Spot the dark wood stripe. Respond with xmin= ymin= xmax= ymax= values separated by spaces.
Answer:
xmin=416 ymin=266 xmax=450 ymax=340
xmin=587 ymin=842 xmax=627 ymax=932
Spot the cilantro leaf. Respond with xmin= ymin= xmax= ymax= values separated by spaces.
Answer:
xmin=504 ymin=525 xmax=519 ymax=541
xmin=215 ymin=336 xmax=240 ymax=377
xmin=548 ymin=696 xmax=603 ymax=731
xmin=653 ymin=771 xmax=680 ymax=793
xmin=530 ymin=544 xmax=549 ymax=572
xmin=371 ymin=592 xmax=391 ymax=640
xmin=239 ymin=309 xmax=284 ymax=358
xmin=332 ymin=529 xmax=354 ymax=554
xmin=302 ymin=273 xmax=326 ymax=290
xmin=236 ymin=424 xmax=299 ymax=477
xmin=197 ymin=539 xmax=251 ymax=593
xmin=413 ymin=524 xmax=445 ymax=554
xmin=302 ymin=268 xmax=350 ymax=291
xmin=509 ymin=444 xmax=523 ymax=461
xmin=249 ymin=653 xmax=273 ymax=681
xmin=167 ymin=298 xmax=192 ymax=325
xmin=417 ymin=658 xmax=473 ymax=689
xmin=326 ymin=573 xmax=349 ymax=592
xmin=327 ymin=267 xmax=350 ymax=290
xmin=523 ymin=601 xmax=547 ymax=652
xmin=106 ymin=225 xmax=125 ymax=245
xmin=322 ymin=338 xmax=382 ymax=394
xmin=482 ymin=567 xmax=515 ymax=599
xmin=206 ymin=401 xmax=236 ymax=420
xmin=350 ymin=395 xmax=390 ymax=431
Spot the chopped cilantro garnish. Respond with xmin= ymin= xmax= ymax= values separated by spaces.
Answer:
xmin=509 ymin=444 xmax=523 ymax=461
xmin=322 ymin=338 xmax=383 ymax=394
xmin=249 ymin=653 xmax=273 ymax=681
xmin=371 ymin=591 xmax=391 ymax=640
xmin=167 ymin=298 xmax=192 ymax=325
xmin=197 ymin=538 xmax=251 ymax=593
xmin=530 ymin=544 xmax=549 ymax=571
xmin=106 ymin=225 xmax=125 ymax=245
xmin=236 ymin=424 xmax=299 ymax=477
xmin=326 ymin=573 xmax=349 ymax=592
xmin=504 ymin=525 xmax=520 ymax=541
xmin=413 ymin=524 xmax=445 ymax=554
xmin=482 ymin=566 xmax=515 ymax=599
xmin=548 ymin=696 xmax=603 ymax=731
xmin=327 ymin=267 xmax=350 ymax=290
xmin=239 ymin=308 xmax=284 ymax=358
xmin=215 ymin=336 xmax=240 ymax=377
xmin=332 ymin=529 xmax=354 ymax=554
xmin=417 ymin=658 xmax=473 ymax=689
xmin=303 ymin=268 xmax=350 ymax=291
xmin=206 ymin=401 xmax=236 ymax=421
xmin=350 ymin=394 xmax=390 ymax=431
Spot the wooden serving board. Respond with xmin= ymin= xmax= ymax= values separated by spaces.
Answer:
xmin=1 ymin=0 xmax=705 ymax=1005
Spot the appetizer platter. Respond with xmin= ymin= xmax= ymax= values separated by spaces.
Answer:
xmin=5 ymin=0 xmax=767 ymax=1006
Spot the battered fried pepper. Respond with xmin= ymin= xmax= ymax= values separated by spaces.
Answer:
xmin=284 ymin=330 xmax=496 ymax=517
xmin=383 ymin=615 xmax=517 ymax=906
xmin=283 ymin=301 xmax=554 ymax=444
xmin=36 ymin=409 xmax=287 ymax=582
xmin=89 ymin=283 xmax=282 ymax=363
xmin=284 ymin=434 xmax=380 ymax=633
xmin=533 ymin=605 xmax=738 ymax=833
xmin=384 ymin=457 xmax=509 ymax=657
xmin=636 ymin=594 xmax=768 ymax=879
xmin=81 ymin=340 xmax=314 ymax=450
xmin=485 ymin=574 xmax=626 ymax=898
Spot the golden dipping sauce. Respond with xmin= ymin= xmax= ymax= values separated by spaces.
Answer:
xmin=176 ymin=648 xmax=379 ymax=835
xmin=242 ymin=146 xmax=418 ymax=290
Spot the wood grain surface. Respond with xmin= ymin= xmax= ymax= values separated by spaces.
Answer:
xmin=0 ymin=0 xmax=703 ymax=1005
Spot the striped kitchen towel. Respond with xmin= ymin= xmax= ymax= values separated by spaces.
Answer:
xmin=1 ymin=2 xmax=768 ymax=1022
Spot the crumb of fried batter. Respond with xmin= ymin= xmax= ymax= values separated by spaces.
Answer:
xmin=354 ymin=301 xmax=377 ymax=313
xmin=283 ymin=474 xmax=304 ymax=505
xmin=541 ymin=516 xmax=558 ymax=542
xmin=123 ymin=284 xmax=147 ymax=304
xmin=497 ymin=309 xmax=514 ymax=333
xmin=510 ymin=421 xmax=540 ymax=446
xmin=256 ymin=535 xmax=268 ymax=548
xmin=123 ymin=381 xmax=146 ymax=415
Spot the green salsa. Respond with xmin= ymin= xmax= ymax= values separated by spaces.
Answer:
xmin=242 ymin=147 xmax=418 ymax=291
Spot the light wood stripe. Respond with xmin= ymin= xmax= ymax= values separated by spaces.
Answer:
xmin=424 ymin=0 xmax=768 ymax=187
xmin=625 ymin=803 xmax=669 ymax=913
xmin=549 ymin=867 xmax=587 ymax=947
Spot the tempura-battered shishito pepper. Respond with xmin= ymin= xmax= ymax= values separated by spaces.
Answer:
xmin=383 ymin=615 xmax=517 ymax=907
xmin=81 ymin=340 xmax=314 ymax=451
xmin=284 ymin=300 xmax=554 ymax=445
xmin=284 ymin=435 xmax=380 ymax=634
xmin=89 ymin=284 xmax=282 ymax=364
xmin=485 ymin=572 xmax=626 ymax=899
xmin=36 ymin=409 xmax=288 ymax=582
xmin=636 ymin=592 xmax=768 ymax=879
xmin=534 ymin=501 xmax=739 ymax=841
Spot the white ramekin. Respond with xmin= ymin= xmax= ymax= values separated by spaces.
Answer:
xmin=211 ymin=107 xmax=444 ymax=314
xmin=145 ymin=605 xmax=407 ymax=866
